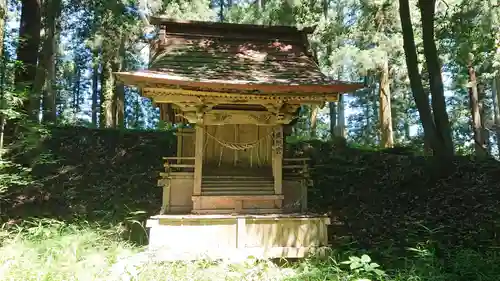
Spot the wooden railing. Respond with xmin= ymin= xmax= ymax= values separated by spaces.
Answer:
xmin=161 ymin=157 xmax=195 ymax=176
xmin=283 ymin=158 xmax=309 ymax=178
xmin=283 ymin=157 xmax=310 ymax=212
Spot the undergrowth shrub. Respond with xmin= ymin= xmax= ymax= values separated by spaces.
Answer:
xmin=2 ymin=219 xmax=499 ymax=281
xmin=288 ymin=140 xmax=500 ymax=251
xmin=1 ymin=128 xmax=499 ymax=280
xmin=2 ymin=126 xmax=175 ymax=226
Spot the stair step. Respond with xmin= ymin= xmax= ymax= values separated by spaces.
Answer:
xmin=202 ymin=191 xmax=275 ymax=194
xmin=202 ymin=190 xmax=275 ymax=195
xmin=203 ymin=186 xmax=273 ymax=190
xmin=201 ymin=181 xmax=274 ymax=186
xmin=192 ymin=208 xmax=283 ymax=215
xmin=203 ymin=176 xmax=273 ymax=180
xmin=203 ymin=183 xmax=273 ymax=185
xmin=202 ymin=181 xmax=273 ymax=184
xmin=203 ymin=183 xmax=274 ymax=187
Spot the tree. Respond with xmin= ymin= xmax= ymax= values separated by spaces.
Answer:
xmin=0 ymin=0 xmax=8 ymax=157
xmin=418 ymin=0 xmax=454 ymax=156
xmin=17 ymin=0 xmax=42 ymax=119
xmin=399 ymin=0 xmax=454 ymax=157
xmin=379 ymin=59 xmax=394 ymax=147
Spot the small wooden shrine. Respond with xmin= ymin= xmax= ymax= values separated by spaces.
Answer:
xmin=115 ymin=17 xmax=364 ymax=260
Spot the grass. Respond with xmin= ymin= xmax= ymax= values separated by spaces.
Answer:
xmin=0 ymin=219 xmax=499 ymax=281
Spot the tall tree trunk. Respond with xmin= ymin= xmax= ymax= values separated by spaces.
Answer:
xmin=42 ymin=0 xmax=61 ymax=123
xmin=17 ymin=0 xmax=42 ymax=120
xmin=310 ymin=105 xmax=319 ymax=138
xmin=372 ymin=79 xmax=379 ymax=143
xmin=0 ymin=0 xmax=5 ymax=61
xmin=132 ymin=95 xmax=141 ymax=128
xmin=493 ymin=75 xmax=500 ymax=156
xmin=72 ymin=65 xmax=81 ymax=120
xmin=379 ymin=59 xmax=394 ymax=148
xmin=336 ymin=94 xmax=346 ymax=138
xmin=100 ymin=56 xmax=114 ymax=128
xmin=418 ymin=0 xmax=454 ymax=157
xmin=467 ymin=58 xmax=486 ymax=157
xmin=399 ymin=0 xmax=442 ymax=156
xmin=329 ymin=102 xmax=337 ymax=138
xmin=403 ymin=118 xmax=411 ymax=140
xmin=0 ymin=0 xmax=7 ymax=159
xmin=219 ymin=0 xmax=224 ymax=22
xmin=91 ymin=50 xmax=99 ymax=127
xmin=478 ymin=83 xmax=490 ymax=154
xmin=114 ymin=37 xmax=126 ymax=128
xmin=363 ymin=93 xmax=371 ymax=143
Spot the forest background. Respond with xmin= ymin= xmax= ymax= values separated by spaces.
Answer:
xmin=0 ymin=0 xmax=500 ymax=280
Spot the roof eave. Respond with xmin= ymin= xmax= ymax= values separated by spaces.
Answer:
xmin=114 ymin=71 xmax=365 ymax=94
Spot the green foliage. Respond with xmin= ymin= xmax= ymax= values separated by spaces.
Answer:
xmin=1 ymin=126 xmax=176 ymax=230
xmin=288 ymin=140 xmax=500 ymax=251
xmin=1 ymin=128 xmax=500 ymax=279
xmin=0 ymin=160 xmax=31 ymax=194
xmin=340 ymin=254 xmax=386 ymax=278
xmin=1 ymin=219 xmax=500 ymax=280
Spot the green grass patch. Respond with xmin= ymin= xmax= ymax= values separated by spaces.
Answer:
xmin=0 ymin=219 xmax=499 ymax=281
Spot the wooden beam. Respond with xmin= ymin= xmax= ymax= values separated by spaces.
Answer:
xmin=161 ymin=184 xmax=170 ymax=214
xmin=142 ymin=88 xmax=340 ymax=103
xmin=116 ymin=72 xmax=364 ymax=95
xmin=193 ymin=125 xmax=204 ymax=196
xmin=179 ymin=109 xmax=297 ymax=125
xmin=145 ymin=89 xmax=329 ymax=106
xmin=273 ymin=126 xmax=283 ymax=196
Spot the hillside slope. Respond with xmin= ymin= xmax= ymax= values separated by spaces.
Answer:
xmin=3 ymin=127 xmax=500 ymax=251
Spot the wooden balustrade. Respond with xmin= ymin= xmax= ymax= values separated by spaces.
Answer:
xmin=283 ymin=158 xmax=310 ymax=212
xmin=283 ymin=158 xmax=309 ymax=176
xmin=161 ymin=157 xmax=195 ymax=176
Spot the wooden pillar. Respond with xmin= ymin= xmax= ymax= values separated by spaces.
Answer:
xmin=162 ymin=183 xmax=170 ymax=214
xmin=193 ymin=124 xmax=204 ymax=196
xmin=158 ymin=177 xmax=170 ymax=214
xmin=273 ymin=125 xmax=283 ymax=195
xmin=300 ymin=161 xmax=308 ymax=212
xmin=176 ymin=128 xmax=183 ymax=164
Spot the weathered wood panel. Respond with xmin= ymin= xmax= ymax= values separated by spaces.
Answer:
xmin=283 ymin=180 xmax=302 ymax=212
xmin=146 ymin=214 xmax=330 ymax=260
xmin=176 ymin=127 xmax=195 ymax=158
xmin=204 ymin=124 xmax=273 ymax=167
xmin=169 ymin=174 xmax=194 ymax=213
xmin=244 ymin=218 xmax=328 ymax=248
xmin=177 ymin=125 xmax=272 ymax=167
xmin=149 ymin=218 xmax=237 ymax=250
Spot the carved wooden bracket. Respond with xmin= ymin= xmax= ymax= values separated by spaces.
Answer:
xmin=178 ymin=110 xmax=296 ymax=125
xmin=273 ymin=126 xmax=284 ymax=155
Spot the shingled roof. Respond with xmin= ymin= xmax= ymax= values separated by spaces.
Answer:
xmin=116 ymin=18 xmax=365 ymax=95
